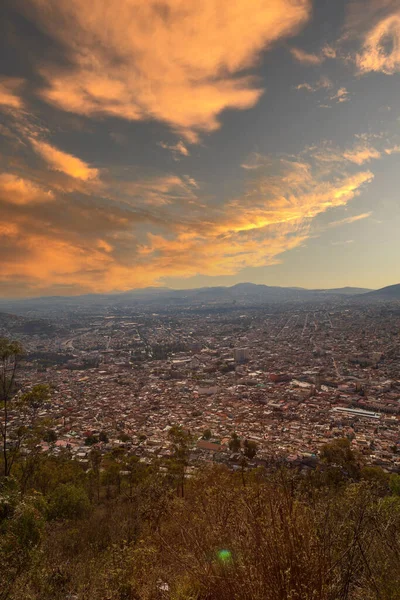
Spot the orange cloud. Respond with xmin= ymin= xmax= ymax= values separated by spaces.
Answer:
xmin=131 ymin=155 xmax=374 ymax=285
xmin=345 ymin=2 xmax=400 ymax=74
xmin=322 ymin=45 xmax=337 ymax=59
xmin=356 ymin=12 xmax=400 ymax=74
xmin=0 ymin=173 xmax=54 ymax=205
xmin=30 ymin=139 xmax=99 ymax=181
xmin=384 ymin=145 xmax=400 ymax=155
xmin=241 ymin=153 xmax=269 ymax=170
xmin=330 ymin=87 xmax=349 ymax=103
xmin=0 ymin=140 xmax=377 ymax=296
xmin=0 ymin=223 xmax=19 ymax=237
xmin=223 ymin=168 xmax=373 ymax=232
xmin=158 ymin=140 xmax=190 ymax=160
xmin=18 ymin=0 xmax=311 ymax=139
xmin=0 ymin=77 xmax=25 ymax=109
xmin=290 ymin=47 xmax=323 ymax=65
xmin=295 ymin=76 xmax=333 ymax=92
xmin=290 ymin=43 xmax=337 ymax=66
xmin=343 ymin=145 xmax=381 ymax=164
xmin=309 ymin=137 xmax=385 ymax=167
xmin=109 ymin=174 xmax=199 ymax=206
xmin=137 ymin=223 xmax=311 ymax=278
xmin=131 ymin=167 xmax=373 ymax=282
xmin=0 ymin=234 xmax=114 ymax=288
xmin=328 ymin=212 xmax=373 ymax=227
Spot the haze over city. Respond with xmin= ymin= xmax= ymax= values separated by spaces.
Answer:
xmin=1 ymin=0 xmax=400 ymax=298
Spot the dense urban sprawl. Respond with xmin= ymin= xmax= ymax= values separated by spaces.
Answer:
xmin=1 ymin=301 xmax=400 ymax=471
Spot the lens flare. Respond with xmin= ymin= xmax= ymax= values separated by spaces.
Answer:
xmin=217 ymin=549 xmax=232 ymax=563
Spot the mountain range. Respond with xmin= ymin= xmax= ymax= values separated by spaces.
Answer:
xmin=0 ymin=282 xmax=399 ymax=315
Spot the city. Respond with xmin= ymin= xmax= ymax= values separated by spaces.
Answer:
xmin=2 ymin=297 xmax=399 ymax=473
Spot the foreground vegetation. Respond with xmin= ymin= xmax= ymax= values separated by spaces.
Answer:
xmin=2 ymin=446 xmax=400 ymax=600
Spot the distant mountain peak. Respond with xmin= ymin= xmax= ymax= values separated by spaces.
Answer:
xmin=361 ymin=283 xmax=400 ymax=300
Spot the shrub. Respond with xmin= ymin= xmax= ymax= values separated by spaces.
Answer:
xmin=47 ymin=484 xmax=90 ymax=521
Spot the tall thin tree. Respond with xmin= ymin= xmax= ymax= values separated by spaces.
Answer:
xmin=0 ymin=338 xmax=23 ymax=477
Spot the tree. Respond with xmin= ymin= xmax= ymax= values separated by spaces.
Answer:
xmin=0 ymin=339 xmax=23 ymax=477
xmin=0 ymin=338 xmax=50 ymax=483
xmin=228 ymin=432 xmax=241 ymax=453
xmin=99 ymin=431 xmax=109 ymax=443
xmin=121 ymin=455 xmax=148 ymax=502
xmin=102 ymin=460 xmax=121 ymax=498
xmin=84 ymin=435 xmax=99 ymax=446
xmin=20 ymin=384 xmax=50 ymax=418
xmin=0 ymin=493 xmax=46 ymax=600
xmin=243 ymin=439 xmax=258 ymax=461
xmin=389 ymin=474 xmax=400 ymax=496
xmin=236 ymin=439 xmax=258 ymax=487
xmin=360 ymin=466 xmax=389 ymax=494
xmin=43 ymin=429 xmax=57 ymax=443
xmin=320 ymin=437 xmax=362 ymax=480
xmin=16 ymin=384 xmax=52 ymax=495
xmin=168 ymin=425 xmax=193 ymax=497
xmin=88 ymin=448 xmax=102 ymax=503
xmin=202 ymin=429 xmax=212 ymax=440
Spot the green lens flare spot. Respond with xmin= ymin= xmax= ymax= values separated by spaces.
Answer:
xmin=217 ymin=549 xmax=232 ymax=562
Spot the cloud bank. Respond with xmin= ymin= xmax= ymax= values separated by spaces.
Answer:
xmin=17 ymin=0 xmax=311 ymax=140
xmin=0 ymin=136 xmax=378 ymax=296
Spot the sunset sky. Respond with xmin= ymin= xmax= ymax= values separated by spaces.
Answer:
xmin=1 ymin=0 xmax=400 ymax=297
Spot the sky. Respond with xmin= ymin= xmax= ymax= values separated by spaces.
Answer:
xmin=0 ymin=0 xmax=400 ymax=297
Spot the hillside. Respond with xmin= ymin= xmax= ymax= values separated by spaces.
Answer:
xmin=0 ymin=311 xmax=58 ymax=335
xmin=360 ymin=283 xmax=400 ymax=300
xmin=1 ymin=444 xmax=400 ymax=600
xmin=311 ymin=286 xmax=372 ymax=295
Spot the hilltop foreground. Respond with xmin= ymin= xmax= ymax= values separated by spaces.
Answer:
xmin=2 ymin=451 xmax=400 ymax=600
